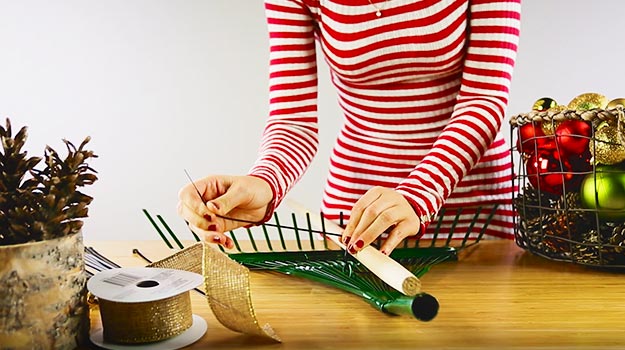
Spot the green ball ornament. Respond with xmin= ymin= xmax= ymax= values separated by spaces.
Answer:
xmin=580 ymin=166 xmax=625 ymax=220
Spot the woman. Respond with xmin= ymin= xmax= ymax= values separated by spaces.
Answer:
xmin=178 ymin=0 xmax=521 ymax=255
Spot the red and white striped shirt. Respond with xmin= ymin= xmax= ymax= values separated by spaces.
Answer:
xmin=249 ymin=0 xmax=520 ymax=239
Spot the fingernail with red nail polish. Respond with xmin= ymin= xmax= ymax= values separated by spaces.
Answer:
xmin=204 ymin=214 xmax=212 ymax=221
xmin=212 ymin=235 xmax=221 ymax=243
xmin=344 ymin=236 xmax=351 ymax=245
xmin=208 ymin=225 xmax=217 ymax=231
xmin=348 ymin=246 xmax=357 ymax=255
xmin=355 ymin=240 xmax=364 ymax=249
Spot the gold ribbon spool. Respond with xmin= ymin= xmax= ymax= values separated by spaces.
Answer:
xmin=98 ymin=292 xmax=193 ymax=344
xmin=87 ymin=267 xmax=204 ymax=346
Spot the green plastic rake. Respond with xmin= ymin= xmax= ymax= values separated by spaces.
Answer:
xmin=140 ymin=205 xmax=499 ymax=322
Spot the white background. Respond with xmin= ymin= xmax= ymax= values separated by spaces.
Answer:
xmin=1 ymin=0 xmax=624 ymax=241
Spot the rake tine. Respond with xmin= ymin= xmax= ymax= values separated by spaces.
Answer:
xmin=306 ymin=212 xmax=315 ymax=250
xmin=229 ymin=230 xmax=242 ymax=252
xmin=428 ymin=208 xmax=446 ymax=248
xmin=142 ymin=209 xmax=173 ymax=249
xmin=157 ymin=214 xmax=184 ymax=249
xmin=444 ymin=207 xmax=463 ymax=247
xmin=261 ymin=223 xmax=274 ymax=252
xmin=292 ymin=213 xmax=302 ymax=251
xmin=320 ymin=212 xmax=329 ymax=250
xmin=246 ymin=227 xmax=258 ymax=252
xmin=461 ymin=206 xmax=482 ymax=247
xmin=274 ymin=212 xmax=287 ymax=251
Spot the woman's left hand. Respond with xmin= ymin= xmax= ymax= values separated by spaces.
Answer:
xmin=341 ymin=186 xmax=421 ymax=255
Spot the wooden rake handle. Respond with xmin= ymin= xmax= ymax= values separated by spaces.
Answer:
xmin=286 ymin=200 xmax=421 ymax=296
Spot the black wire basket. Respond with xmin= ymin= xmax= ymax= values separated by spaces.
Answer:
xmin=510 ymin=101 xmax=625 ymax=269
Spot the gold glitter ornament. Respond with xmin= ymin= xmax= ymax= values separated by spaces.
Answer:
xmin=567 ymin=93 xmax=608 ymax=111
xmin=540 ymin=105 xmax=568 ymax=135
xmin=589 ymin=121 xmax=625 ymax=165
xmin=541 ymin=119 xmax=557 ymax=135
xmin=607 ymin=98 xmax=625 ymax=110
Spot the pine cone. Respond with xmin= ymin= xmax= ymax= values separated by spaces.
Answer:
xmin=571 ymin=230 xmax=601 ymax=265
xmin=0 ymin=118 xmax=98 ymax=245
xmin=514 ymin=185 xmax=559 ymax=220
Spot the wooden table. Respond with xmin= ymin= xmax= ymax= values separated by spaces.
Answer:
xmin=84 ymin=240 xmax=625 ymax=350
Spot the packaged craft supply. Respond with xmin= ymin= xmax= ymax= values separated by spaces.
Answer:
xmin=87 ymin=267 xmax=207 ymax=350
xmin=510 ymin=93 xmax=625 ymax=268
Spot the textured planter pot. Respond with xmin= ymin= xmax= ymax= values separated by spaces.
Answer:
xmin=0 ymin=232 xmax=90 ymax=350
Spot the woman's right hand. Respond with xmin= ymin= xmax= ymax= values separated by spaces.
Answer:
xmin=177 ymin=175 xmax=273 ymax=248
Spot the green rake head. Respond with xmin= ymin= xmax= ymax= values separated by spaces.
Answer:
xmin=142 ymin=205 xmax=498 ymax=322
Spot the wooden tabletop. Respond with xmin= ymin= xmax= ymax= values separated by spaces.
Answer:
xmin=84 ymin=239 xmax=625 ymax=350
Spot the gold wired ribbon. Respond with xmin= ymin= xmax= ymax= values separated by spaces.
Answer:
xmin=146 ymin=242 xmax=281 ymax=342
xmin=202 ymin=243 xmax=281 ymax=342
xmin=98 ymin=292 xmax=193 ymax=344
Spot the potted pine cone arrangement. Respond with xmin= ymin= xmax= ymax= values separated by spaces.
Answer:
xmin=0 ymin=118 xmax=98 ymax=349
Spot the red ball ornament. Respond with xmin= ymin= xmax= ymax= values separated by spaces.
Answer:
xmin=555 ymin=120 xmax=592 ymax=156
xmin=525 ymin=148 xmax=576 ymax=195
xmin=516 ymin=122 xmax=554 ymax=154
xmin=569 ymin=148 xmax=592 ymax=172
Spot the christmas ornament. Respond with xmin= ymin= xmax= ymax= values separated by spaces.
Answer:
xmin=532 ymin=97 xmax=558 ymax=111
xmin=531 ymin=98 xmax=559 ymax=135
xmin=567 ymin=92 xmax=608 ymax=111
xmin=580 ymin=165 xmax=625 ymax=220
xmin=525 ymin=148 xmax=576 ymax=195
xmin=606 ymin=98 xmax=625 ymax=110
xmin=541 ymin=120 xmax=558 ymax=136
xmin=555 ymin=120 xmax=592 ymax=156
xmin=589 ymin=121 xmax=625 ymax=165
xmin=516 ymin=122 xmax=553 ymax=154
xmin=568 ymin=148 xmax=592 ymax=173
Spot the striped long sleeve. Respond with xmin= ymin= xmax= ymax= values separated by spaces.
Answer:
xmin=250 ymin=0 xmax=520 ymax=239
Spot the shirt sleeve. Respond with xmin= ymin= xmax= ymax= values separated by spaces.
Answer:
xmin=395 ymin=0 xmax=521 ymax=232
xmin=248 ymin=0 xmax=319 ymax=220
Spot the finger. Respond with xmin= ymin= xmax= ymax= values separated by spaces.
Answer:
xmin=348 ymin=194 xmax=397 ymax=246
xmin=178 ymin=183 xmax=214 ymax=219
xmin=188 ymin=223 xmax=234 ymax=249
xmin=379 ymin=220 xmax=417 ymax=255
xmin=342 ymin=187 xmax=384 ymax=244
xmin=208 ymin=184 xmax=250 ymax=217
xmin=348 ymin=204 xmax=402 ymax=254
xmin=177 ymin=201 xmax=213 ymax=230
xmin=211 ymin=214 xmax=250 ymax=234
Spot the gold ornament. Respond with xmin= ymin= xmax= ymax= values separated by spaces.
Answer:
xmin=589 ymin=121 xmax=625 ymax=165
xmin=567 ymin=93 xmax=608 ymax=111
xmin=539 ymin=105 xmax=568 ymax=135
xmin=607 ymin=98 xmax=625 ymax=110
xmin=530 ymin=99 xmax=562 ymax=135
xmin=532 ymin=97 xmax=558 ymax=111
xmin=541 ymin=119 xmax=558 ymax=135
